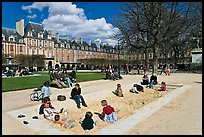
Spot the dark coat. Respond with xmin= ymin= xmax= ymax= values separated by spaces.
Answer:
xmin=71 ymin=87 xmax=81 ymax=97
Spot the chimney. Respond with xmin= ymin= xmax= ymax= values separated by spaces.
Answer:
xmin=56 ymin=32 xmax=59 ymax=42
xmin=64 ymin=35 xmax=69 ymax=41
xmin=79 ymin=38 xmax=82 ymax=44
xmin=87 ymin=39 xmax=91 ymax=46
xmin=16 ymin=19 xmax=24 ymax=36
xmin=74 ymin=38 xmax=78 ymax=43
xmin=48 ymin=30 xmax=52 ymax=36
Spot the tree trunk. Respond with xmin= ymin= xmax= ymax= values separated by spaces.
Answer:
xmin=144 ymin=49 xmax=150 ymax=71
xmin=153 ymin=47 xmax=159 ymax=74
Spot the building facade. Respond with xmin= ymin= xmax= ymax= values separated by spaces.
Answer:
xmin=2 ymin=19 xmax=193 ymax=70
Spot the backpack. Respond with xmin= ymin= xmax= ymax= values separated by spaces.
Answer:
xmin=57 ymin=95 xmax=66 ymax=101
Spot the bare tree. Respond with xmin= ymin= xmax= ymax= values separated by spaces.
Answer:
xmin=114 ymin=2 xmax=202 ymax=73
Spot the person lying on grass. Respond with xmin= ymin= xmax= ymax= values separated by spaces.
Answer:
xmin=95 ymin=100 xmax=117 ymax=123
xmin=112 ymin=84 xmax=124 ymax=97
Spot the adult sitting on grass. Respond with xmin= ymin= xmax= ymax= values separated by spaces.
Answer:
xmin=61 ymin=70 xmax=73 ymax=88
xmin=56 ymin=71 xmax=68 ymax=88
xmin=50 ymin=70 xmax=66 ymax=89
xmin=69 ymin=70 xmax=76 ymax=83
xmin=70 ymin=83 xmax=88 ymax=109
xmin=114 ymin=71 xmax=122 ymax=80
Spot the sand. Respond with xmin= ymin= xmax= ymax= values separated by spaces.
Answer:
xmin=2 ymin=73 xmax=202 ymax=135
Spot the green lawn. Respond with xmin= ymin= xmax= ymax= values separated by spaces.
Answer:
xmin=2 ymin=72 xmax=105 ymax=92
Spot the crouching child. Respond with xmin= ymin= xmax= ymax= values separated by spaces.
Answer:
xmin=80 ymin=111 xmax=95 ymax=130
xmin=99 ymin=100 xmax=117 ymax=123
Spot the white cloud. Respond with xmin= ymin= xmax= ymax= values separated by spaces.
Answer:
xmin=27 ymin=14 xmax=37 ymax=19
xmin=22 ymin=2 xmax=119 ymax=46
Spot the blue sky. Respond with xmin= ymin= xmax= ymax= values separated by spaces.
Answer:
xmin=2 ymin=2 xmax=123 ymax=46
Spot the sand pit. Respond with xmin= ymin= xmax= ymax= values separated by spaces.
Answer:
xmin=10 ymin=84 xmax=178 ymax=135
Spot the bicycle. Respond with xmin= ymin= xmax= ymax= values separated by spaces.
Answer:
xmin=30 ymin=88 xmax=44 ymax=101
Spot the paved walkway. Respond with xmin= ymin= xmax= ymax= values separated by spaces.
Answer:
xmin=2 ymin=73 xmax=202 ymax=135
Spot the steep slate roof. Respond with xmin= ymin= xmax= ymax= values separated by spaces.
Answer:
xmin=24 ymin=22 xmax=49 ymax=39
xmin=2 ymin=27 xmax=24 ymax=43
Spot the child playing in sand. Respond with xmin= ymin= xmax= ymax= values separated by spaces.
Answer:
xmin=80 ymin=111 xmax=95 ymax=130
xmin=130 ymin=84 xmax=144 ymax=94
xmin=43 ymin=103 xmax=61 ymax=121
xmin=112 ymin=84 xmax=124 ymax=97
xmin=43 ymin=103 xmax=55 ymax=120
xmin=53 ymin=115 xmax=64 ymax=127
xmin=100 ymin=100 xmax=117 ymax=123
xmin=39 ymin=97 xmax=54 ymax=115
xmin=158 ymin=82 xmax=167 ymax=91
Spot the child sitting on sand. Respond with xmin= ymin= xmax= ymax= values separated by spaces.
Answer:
xmin=112 ymin=84 xmax=124 ymax=97
xmin=130 ymin=84 xmax=144 ymax=94
xmin=43 ymin=103 xmax=60 ymax=121
xmin=80 ymin=111 xmax=95 ymax=130
xmin=39 ymin=97 xmax=54 ymax=115
xmin=158 ymin=82 xmax=167 ymax=91
xmin=100 ymin=100 xmax=117 ymax=123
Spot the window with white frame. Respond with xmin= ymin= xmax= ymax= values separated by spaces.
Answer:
xmin=10 ymin=37 xmax=14 ymax=42
xmin=28 ymin=31 xmax=32 ymax=37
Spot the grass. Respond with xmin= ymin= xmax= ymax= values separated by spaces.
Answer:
xmin=2 ymin=72 xmax=105 ymax=92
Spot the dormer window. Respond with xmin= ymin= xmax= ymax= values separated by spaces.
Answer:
xmin=48 ymin=35 xmax=51 ymax=39
xmin=2 ymin=35 xmax=5 ymax=41
xmin=38 ymin=32 xmax=43 ymax=38
xmin=28 ymin=31 xmax=32 ymax=37
xmin=10 ymin=38 xmax=14 ymax=42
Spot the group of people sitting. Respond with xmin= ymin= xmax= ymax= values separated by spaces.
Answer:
xmin=111 ymin=73 xmax=166 ymax=97
xmin=141 ymin=73 xmax=166 ymax=91
xmin=39 ymin=72 xmax=167 ymax=131
xmin=50 ymin=70 xmax=76 ymax=89
xmin=39 ymin=82 xmax=117 ymax=131
xmin=105 ymin=68 xmax=122 ymax=81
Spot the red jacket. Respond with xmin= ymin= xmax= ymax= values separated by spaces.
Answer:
xmin=102 ymin=105 xmax=115 ymax=118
